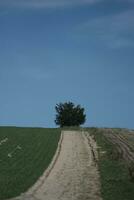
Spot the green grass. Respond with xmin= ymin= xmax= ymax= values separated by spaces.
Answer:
xmin=0 ymin=126 xmax=61 ymax=200
xmin=88 ymin=127 xmax=134 ymax=200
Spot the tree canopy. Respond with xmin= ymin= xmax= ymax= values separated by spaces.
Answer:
xmin=55 ymin=102 xmax=86 ymax=127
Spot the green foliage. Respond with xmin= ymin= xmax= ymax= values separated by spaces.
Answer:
xmin=0 ymin=127 xmax=61 ymax=199
xmin=55 ymin=101 xmax=86 ymax=127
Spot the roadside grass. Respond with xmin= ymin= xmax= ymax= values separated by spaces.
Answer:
xmin=87 ymin=127 xmax=134 ymax=200
xmin=0 ymin=127 xmax=61 ymax=200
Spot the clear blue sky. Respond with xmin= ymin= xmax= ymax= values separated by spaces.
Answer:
xmin=0 ymin=0 xmax=134 ymax=128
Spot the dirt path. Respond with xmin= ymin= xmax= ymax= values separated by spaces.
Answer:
xmin=11 ymin=131 xmax=102 ymax=200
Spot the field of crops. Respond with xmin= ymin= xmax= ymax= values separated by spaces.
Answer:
xmin=0 ymin=127 xmax=61 ymax=200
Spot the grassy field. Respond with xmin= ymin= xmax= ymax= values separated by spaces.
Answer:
xmin=88 ymin=128 xmax=134 ymax=200
xmin=0 ymin=126 xmax=61 ymax=200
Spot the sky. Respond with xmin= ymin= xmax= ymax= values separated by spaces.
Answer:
xmin=0 ymin=0 xmax=134 ymax=128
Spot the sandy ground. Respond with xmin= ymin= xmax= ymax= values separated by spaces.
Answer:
xmin=10 ymin=131 xmax=102 ymax=200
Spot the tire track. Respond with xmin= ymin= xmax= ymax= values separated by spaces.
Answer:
xmin=101 ymin=129 xmax=134 ymax=179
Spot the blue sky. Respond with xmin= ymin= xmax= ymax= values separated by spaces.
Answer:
xmin=0 ymin=0 xmax=134 ymax=128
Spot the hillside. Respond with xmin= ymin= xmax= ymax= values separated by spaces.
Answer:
xmin=0 ymin=127 xmax=134 ymax=200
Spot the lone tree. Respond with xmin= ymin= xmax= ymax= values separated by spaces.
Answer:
xmin=55 ymin=101 xmax=86 ymax=127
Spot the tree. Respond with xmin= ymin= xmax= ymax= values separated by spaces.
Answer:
xmin=55 ymin=101 xmax=86 ymax=127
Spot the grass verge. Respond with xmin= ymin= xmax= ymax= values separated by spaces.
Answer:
xmin=88 ymin=127 xmax=134 ymax=200
xmin=0 ymin=127 xmax=61 ymax=200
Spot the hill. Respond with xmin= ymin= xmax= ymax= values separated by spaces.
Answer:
xmin=0 ymin=127 xmax=134 ymax=200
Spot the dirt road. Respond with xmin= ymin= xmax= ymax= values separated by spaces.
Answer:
xmin=11 ymin=131 xmax=102 ymax=200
